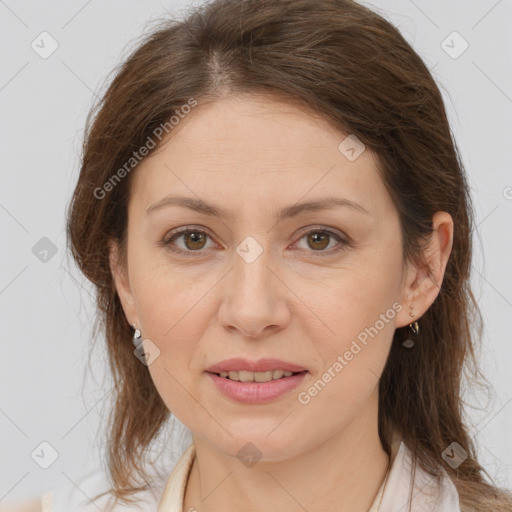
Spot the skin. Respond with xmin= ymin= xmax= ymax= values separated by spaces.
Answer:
xmin=109 ymin=93 xmax=454 ymax=512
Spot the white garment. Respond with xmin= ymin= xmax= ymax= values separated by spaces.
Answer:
xmin=40 ymin=439 xmax=461 ymax=512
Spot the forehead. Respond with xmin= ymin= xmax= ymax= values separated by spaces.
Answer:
xmin=131 ymin=94 xmax=390 ymax=218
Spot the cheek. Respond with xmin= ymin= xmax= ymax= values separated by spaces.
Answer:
xmin=317 ymin=262 xmax=402 ymax=348
xmin=136 ymin=279 xmax=211 ymax=421
xmin=310 ymin=252 xmax=402 ymax=389
xmin=129 ymin=268 xmax=212 ymax=409
xmin=130 ymin=249 xmax=214 ymax=342
xmin=298 ymin=308 xmax=396 ymax=429
xmin=314 ymin=308 xmax=395 ymax=399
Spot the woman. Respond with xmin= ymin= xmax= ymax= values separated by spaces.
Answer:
xmin=36 ymin=0 xmax=512 ymax=510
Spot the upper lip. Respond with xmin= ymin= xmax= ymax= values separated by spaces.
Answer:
xmin=205 ymin=358 xmax=307 ymax=373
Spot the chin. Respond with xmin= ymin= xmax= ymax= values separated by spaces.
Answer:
xmin=200 ymin=425 xmax=309 ymax=463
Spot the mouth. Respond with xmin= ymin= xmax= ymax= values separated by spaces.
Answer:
xmin=206 ymin=369 xmax=308 ymax=404
xmin=204 ymin=358 xmax=308 ymax=403
xmin=209 ymin=369 xmax=307 ymax=382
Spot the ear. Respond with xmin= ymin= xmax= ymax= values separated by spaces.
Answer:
xmin=108 ymin=238 xmax=139 ymax=328
xmin=396 ymin=211 xmax=454 ymax=328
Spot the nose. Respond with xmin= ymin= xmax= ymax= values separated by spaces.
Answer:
xmin=218 ymin=245 xmax=291 ymax=339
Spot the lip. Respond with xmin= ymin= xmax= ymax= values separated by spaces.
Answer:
xmin=205 ymin=358 xmax=307 ymax=373
xmin=206 ymin=371 xmax=308 ymax=404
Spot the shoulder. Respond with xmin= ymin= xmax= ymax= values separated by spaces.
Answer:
xmin=35 ymin=468 xmax=164 ymax=512
xmin=0 ymin=498 xmax=41 ymax=512
xmin=24 ymin=438 xmax=194 ymax=512
xmin=380 ymin=439 xmax=462 ymax=512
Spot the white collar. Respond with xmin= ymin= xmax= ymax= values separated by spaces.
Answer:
xmin=156 ymin=439 xmax=461 ymax=512
xmin=374 ymin=439 xmax=461 ymax=512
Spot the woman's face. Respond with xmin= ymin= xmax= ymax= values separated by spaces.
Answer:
xmin=111 ymin=94 xmax=416 ymax=461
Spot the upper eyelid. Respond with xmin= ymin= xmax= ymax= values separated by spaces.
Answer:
xmin=165 ymin=225 xmax=346 ymax=239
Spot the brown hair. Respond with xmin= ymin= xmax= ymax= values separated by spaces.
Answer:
xmin=66 ymin=0 xmax=512 ymax=510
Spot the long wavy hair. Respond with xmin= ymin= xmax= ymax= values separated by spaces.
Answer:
xmin=66 ymin=0 xmax=512 ymax=510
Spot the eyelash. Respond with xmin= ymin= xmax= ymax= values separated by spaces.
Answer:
xmin=161 ymin=226 xmax=349 ymax=258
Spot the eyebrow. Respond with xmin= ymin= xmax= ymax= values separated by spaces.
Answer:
xmin=145 ymin=195 xmax=371 ymax=221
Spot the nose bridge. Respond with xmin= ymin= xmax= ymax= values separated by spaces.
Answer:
xmin=218 ymin=234 xmax=289 ymax=337
xmin=233 ymin=235 xmax=274 ymax=302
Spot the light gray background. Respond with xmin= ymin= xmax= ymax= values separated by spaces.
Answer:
xmin=1 ymin=0 xmax=511 ymax=506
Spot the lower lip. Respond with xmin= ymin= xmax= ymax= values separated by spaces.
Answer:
xmin=206 ymin=371 xmax=308 ymax=404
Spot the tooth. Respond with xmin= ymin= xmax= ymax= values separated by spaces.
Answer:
xmin=222 ymin=370 xmax=298 ymax=381
xmin=254 ymin=371 xmax=273 ymax=382
xmin=239 ymin=370 xmax=254 ymax=382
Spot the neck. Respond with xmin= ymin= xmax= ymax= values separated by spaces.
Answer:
xmin=183 ymin=390 xmax=390 ymax=512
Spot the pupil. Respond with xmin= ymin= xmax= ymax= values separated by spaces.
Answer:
xmin=309 ymin=232 xmax=328 ymax=250
xmin=186 ymin=232 xmax=205 ymax=249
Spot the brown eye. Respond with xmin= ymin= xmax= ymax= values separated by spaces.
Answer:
xmin=163 ymin=228 xmax=214 ymax=256
xmin=182 ymin=231 xmax=207 ymax=250
xmin=292 ymin=228 xmax=349 ymax=257
xmin=306 ymin=231 xmax=330 ymax=251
